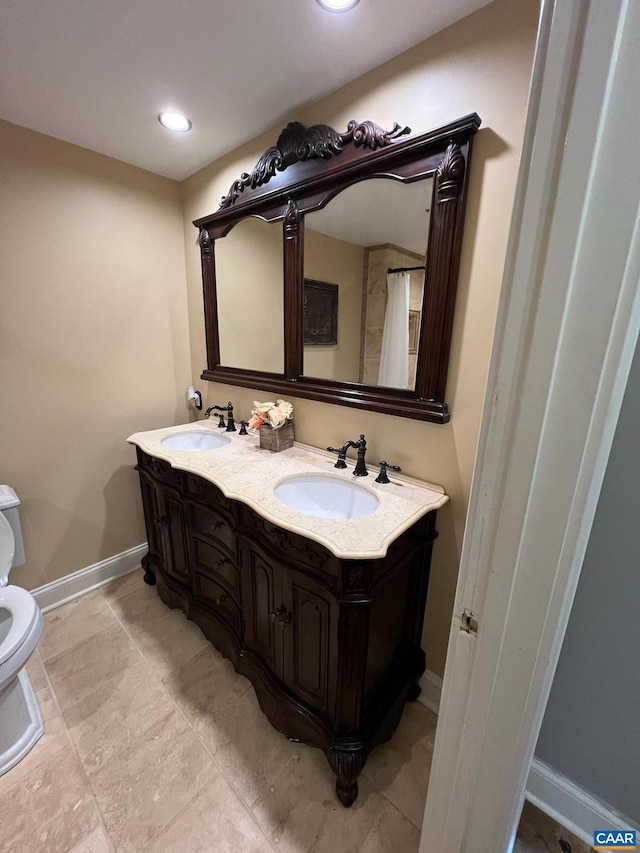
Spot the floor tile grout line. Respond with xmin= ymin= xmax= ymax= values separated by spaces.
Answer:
xmin=42 ymin=584 xmax=245 ymax=793
xmin=38 ymin=588 xmax=128 ymax=665
xmin=142 ymin=769 xmax=280 ymax=853
xmin=138 ymin=775 xmax=222 ymax=852
xmin=40 ymin=587 xmax=218 ymax=829
xmin=103 ymin=594 xmax=210 ymax=681
xmin=100 ymin=617 xmax=278 ymax=853
xmin=359 ymin=762 xmax=425 ymax=832
xmin=182 ymin=679 xmax=310 ymax=820
xmin=131 ymin=625 xmax=293 ymax=847
xmin=33 ymin=653 xmax=118 ymax=853
xmin=24 ymin=588 xmax=557 ymax=851
xmin=246 ymin=744 xmax=308 ymax=812
xmin=42 ymin=584 xmax=425 ymax=846
xmin=42 ymin=583 xmax=366 ymax=830
xmin=65 ymin=665 xmax=214 ymax=853
xmin=40 ymin=616 xmax=128 ymax=670
xmin=108 ymin=589 xmax=380 ymax=832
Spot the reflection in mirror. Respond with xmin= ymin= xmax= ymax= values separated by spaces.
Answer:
xmin=303 ymin=178 xmax=432 ymax=389
xmin=215 ymin=216 xmax=284 ymax=373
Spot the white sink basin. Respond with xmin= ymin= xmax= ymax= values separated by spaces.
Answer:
xmin=161 ymin=431 xmax=230 ymax=451
xmin=274 ymin=474 xmax=379 ymax=520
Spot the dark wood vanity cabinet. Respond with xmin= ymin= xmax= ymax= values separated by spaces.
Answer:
xmin=136 ymin=449 xmax=438 ymax=807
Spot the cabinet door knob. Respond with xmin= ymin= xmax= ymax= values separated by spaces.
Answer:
xmin=215 ymin=594 xmax=228 ymax=605
xmin=215 ymin=557 xmax=230 ymax=568
xmin=210 ymin=521 xmax=223 ymax=532
xmin=270 ymin=606 xmax=291 ymax=628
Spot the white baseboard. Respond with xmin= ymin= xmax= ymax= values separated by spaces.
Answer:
xmin=418 ymin=669 xmax=443 ymax=716
xmin=31 ymin=543 xmax=148 ymax=613
xmin=526 ymin=758 xmax=638 ymax=846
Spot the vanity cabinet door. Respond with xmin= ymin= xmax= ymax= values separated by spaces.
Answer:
xmin=239 ymin=537 xmax=281 ymax=673
xmin=138 ymin=469 xmax=163 ymax=569
xmin=157 ymin=486 xmax=190 ymax=586
xmin=280 ymin=566 xmax=337 ymax=717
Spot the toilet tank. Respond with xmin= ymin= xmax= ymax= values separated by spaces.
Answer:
xmin=0 ymin=486 xmax=25 ymax=568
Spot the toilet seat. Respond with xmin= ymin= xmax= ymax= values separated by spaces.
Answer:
xmin=0 ymin=587 xmax=40 ymax=669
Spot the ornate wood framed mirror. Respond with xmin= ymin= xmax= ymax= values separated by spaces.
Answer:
xmin=194 ymin=113 xmax=480 ymax=423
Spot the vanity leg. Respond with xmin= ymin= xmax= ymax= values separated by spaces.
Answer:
xmin=407 ymin=681 xmax=422 ymax=701
xmin=141 ymin=555 xmax=156 ymax=586
xmin=329 ymin=746 xmax=366 ymax=808
xmin=336 ymin=776 xmax=358 ymax=808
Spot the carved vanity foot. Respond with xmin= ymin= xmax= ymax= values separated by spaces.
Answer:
xmin=336 ymin=776 xmax=358 ymax=808
xmin=329 ymin=746 xmax=366 ymax=808
xmin=141 ymin=556 xmax=156 ymax=586
xmin=407 ymin=680 xmax=422 ymax=701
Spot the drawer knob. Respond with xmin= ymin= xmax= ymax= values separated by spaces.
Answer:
xmin=215 ymin=594 xmax=228 ymax=605
xmin=209 ymin=521 xmax=223 ymax=532
xmin=270 ymin=606 xmax=291 ymax=628
xmin=215 ymin=557 xmax=230 ymax=568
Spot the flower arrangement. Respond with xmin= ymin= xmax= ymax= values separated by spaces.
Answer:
xmin=248 ymin=399 xmax=294 ymax=431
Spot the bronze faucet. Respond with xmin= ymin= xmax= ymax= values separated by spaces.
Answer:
xmin=204 ymin=401 xmax=236 ymax=432
xmin=327 ymin=434 xmax=368 ymax=476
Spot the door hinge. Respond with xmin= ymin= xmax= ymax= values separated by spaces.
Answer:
xmin=460 ymin=608 xmax=478 ymax=635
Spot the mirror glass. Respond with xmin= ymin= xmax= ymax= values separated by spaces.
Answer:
xmin=215 ymin=216 xmax=284 ymax=374
xmin=302 ymin=178 xmax=432 ymax=389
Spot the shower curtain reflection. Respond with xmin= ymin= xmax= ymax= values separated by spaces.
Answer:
xmin=378 ymin=271 xmax=410 ymax=388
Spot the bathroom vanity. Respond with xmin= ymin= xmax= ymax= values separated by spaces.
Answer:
xmin=128 ymin=424 xmax=447 ymax=806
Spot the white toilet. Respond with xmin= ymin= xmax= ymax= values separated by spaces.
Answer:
xmin=0 ymin=485 xmax=43 ymax=776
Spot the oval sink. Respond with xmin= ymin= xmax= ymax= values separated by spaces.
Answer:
xmin=274 ymin=474 xmax=379 ymax=520
xmin=161 ymin=431 xmax=230 ymax=451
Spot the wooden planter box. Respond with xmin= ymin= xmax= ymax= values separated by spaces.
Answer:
xmin=259 ymin=421 xmax=294 ymax=452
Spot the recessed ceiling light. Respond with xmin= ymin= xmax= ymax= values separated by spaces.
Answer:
xmin=158 ymin=111 xmax=192 ymax=133
xmin=315 ymin=0 xmax=360 ymax=11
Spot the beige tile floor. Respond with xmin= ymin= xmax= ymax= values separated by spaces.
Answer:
xmin=1 ymin=571 xmax=590 ymax=852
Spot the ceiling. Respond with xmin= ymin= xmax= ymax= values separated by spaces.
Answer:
xmin=0 ymin=0 xmax=492 ymax=181
xmin=308 ymin=178 xmax=433 ymax=256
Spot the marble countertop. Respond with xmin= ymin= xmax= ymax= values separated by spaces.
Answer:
xmin=127 ymin=421 xmax=448 ymax=560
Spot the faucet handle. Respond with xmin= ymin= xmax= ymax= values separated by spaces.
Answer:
xmin=239 ymin=420 xmax=249 ymax=435
xmin=214 ymin=412 xmax=227 ymax=429
xmin=326 ymin=446 xmax=348 ymax=469
xmin=375 ymin=461 xmax=401 ymax=484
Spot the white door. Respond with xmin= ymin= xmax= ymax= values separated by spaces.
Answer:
xmin=420 ymin=0 xmax=640 ymax=850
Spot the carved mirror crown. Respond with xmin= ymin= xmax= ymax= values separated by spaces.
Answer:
xmin=194 ymin=113 xmax=481 ymax=423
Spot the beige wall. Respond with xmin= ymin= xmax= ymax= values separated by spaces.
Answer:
xmin=181 ymin=0 xmax=538 ymax=676
xmin=216 ymin=216 xmax=284 ymax=373
xmin=304 ymin=227 xmax=364 ymax=382
xmin=1 ymin=120 xmax=192 ymax=591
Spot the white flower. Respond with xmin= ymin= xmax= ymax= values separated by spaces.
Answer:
xmin=269 ymin=408 xmax=286 ymax=428
xmin=276 ymin=399 xmax=293 ymax=418
xmin=250 ymin=399 xmax=293 ymax=429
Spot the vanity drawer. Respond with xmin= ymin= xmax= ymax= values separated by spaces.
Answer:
xmin=185 ymin=473 xmax=237 ymax=520
xmin=188 ymin=502 xmax=237 ymax=557
xmin=193 ymin=573 xmax=241 ymax=635
xmin=238 ymin=504 xmax=338 ymax=579
xmin=190 ymin=536 xmax=239 ymax=600
xmin=136 ymin=450 xmax=184 ymax=490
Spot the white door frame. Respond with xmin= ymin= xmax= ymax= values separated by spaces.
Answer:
xmin=420 ymin=0 xmax=640 ymax=850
